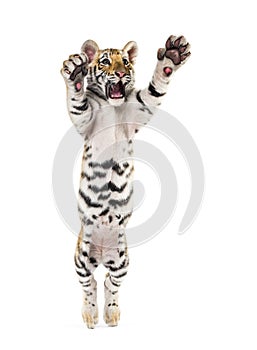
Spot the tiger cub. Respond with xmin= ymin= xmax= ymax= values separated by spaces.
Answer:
xmin=61 ymin=35 xmax=190 ymax=328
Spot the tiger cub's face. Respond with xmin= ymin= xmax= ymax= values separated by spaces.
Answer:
xmin=82 ymin=40 xmax=138 ymax=106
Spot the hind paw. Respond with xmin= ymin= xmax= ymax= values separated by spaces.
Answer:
xmin=104 ymin=304 xmax=120 ymax=327
xmin=82 ymin=306 xmax=98 ymax=329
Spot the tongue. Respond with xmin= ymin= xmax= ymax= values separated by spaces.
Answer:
xmin=110 ymin=83 xmax=123 ymax=98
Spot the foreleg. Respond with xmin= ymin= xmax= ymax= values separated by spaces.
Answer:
xmin=139 ymin=35 xmax=191 ymax=106
xmin=61 ymin=54 xmax=95 ymax=136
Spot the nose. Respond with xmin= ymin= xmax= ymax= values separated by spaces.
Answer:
xmin=115 ymin=71 xmax=126 ymax=78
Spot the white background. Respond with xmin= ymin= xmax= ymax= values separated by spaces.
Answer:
xmin=1 ymin=0 xmax=257 ymax=349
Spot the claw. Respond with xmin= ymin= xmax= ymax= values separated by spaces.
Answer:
xmin=179 ymin=43 xmax=189 ymax=53
xmin=180 ymin=51 xmax=191 ymax=62
xmin=64 ymin=68 xmax=71 ymax=75
xmin=174 ymin=36 xmax=183 ymax=47
xmin=81 ymin=63 xmax=88 ymax=76
xmin=69 ymin=65 xmax=81 ymax=81
xmin=165 ymin=35 xmax=177 ymax=50
xmin=104 ymin=309 xmax=120 ymax=327
xmin=70 ymin=64 xmax=88 ymax=81
xmin=82 ymin=312 xmax=96 ymax=329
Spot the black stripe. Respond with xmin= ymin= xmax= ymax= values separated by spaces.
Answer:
xmin=123 ymin=162 xmax=129 ymax=168
xmin=109 ymin=259 xmax=127 ymax=272
xmin=70 ymin=111 xmax=81 ymax=115
xmin=119 ymin=212 xmax=132 ymax=225
xmin=88 ymin=183 xmax=109 ymax=193
xmin=119 ymin=250 xmax=125 ymax=258
xmin=98 ymin=193 xmax=111 ymax=200
xmin=109 ymin=277 xmax=120 ymax=287
xmin=126 ymin=166 xmax=134 ymax=178
xmin=101 ymin=159 xmax=116 ymax=169
xmin=83 ymin=218 xmax=93 ymax=225
xmin=136 ymin=90 xmax=144 ymax=105
xmin=112 ymin=163 xmax=125 ymax=176
xmin=87 ymin=86 xmax=107 ymax=101
xmin=99 ymin=207 xmax=110 ymax=216
xmin=79 ymin=189 xmax=103 ymax=208
xmin=69 ymin=65 xmax=83 ymax=81
xmin=74 ymin=258 xmax=91 ymax=278
xmin=93 ymin=171 xmax=107 ymax=178
xmin=95 ymin=71 xmax=104 ymax=84
xmin=80 ymin=281 xmax=91 ymax=287
xmin=89 ymin=67 xmax=93 ymax=82
xmin=73 ymin=99 xmax=88 ymax=111
xmin=108 ymin=181 xmax=127 ymax=193
xmin=114 ymin=271 xmax=127 ymax=279
xmin=88 ymin=158 xmax=116 ymax=169
xmin=136 ymin=91 xmax=153 ymax=115
xmin=77 ymin=255 xmax=87 ymax=269
xmin=74 ymin=256 xmax=82 ymax=269
xmin=108 ymin=189 xmax=133 ymax=208
xmin=89 ymin=257 xmax=97 ymax=265
xmin=105 ymin=260 xmax=115 ymax=266
xmin=82 ymin=250 xmax=88 ymax=257
xmin=148 ymin=83 xmax=166 ymax=97
xmin=81 ymin=172 xmax=91 ymax=181
xmin=76 ymin=270 xmax=91 ymax=278
xmin=81 ymin=171 xmax=107 ymax=181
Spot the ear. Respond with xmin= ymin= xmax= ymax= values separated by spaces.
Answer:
xmin=123 ymin=41 xmax=138 ymax=65
xmin=81 ymin=40 xmax=99 ymax=64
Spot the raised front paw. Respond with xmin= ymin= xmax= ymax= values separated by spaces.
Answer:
xmin=61 ymin=53 xmax=88 ymax=91
xmin=157 ymin=35 xmax=191 ymax=76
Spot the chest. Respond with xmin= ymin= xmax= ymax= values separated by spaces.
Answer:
xmin=87 ymin=106 xmax=132 ymax=162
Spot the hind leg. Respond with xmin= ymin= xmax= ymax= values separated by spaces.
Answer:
xmin=74 ymin=227 xmax=99 ymax=329
xmin=103 ymin=229 xmax=129 ymax=326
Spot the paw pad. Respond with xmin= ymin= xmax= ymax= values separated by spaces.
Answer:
xmin=165 ymin=35 xmax=190 ymax=65
xmin=75 ymin=82 xmax=82 ymax=91
xmin=158 ymin=35 xmax=191 ymax=67
xmin=163 ymin=67 xmax=173 ymax=76
xmin=61 ymin=53 xmax=88 ymax=84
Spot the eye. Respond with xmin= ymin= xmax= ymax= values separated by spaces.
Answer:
xmin=123 ymin=58 xmax=129 ymax=65
xmin=101 ymin=58 xmax=111 ymax=65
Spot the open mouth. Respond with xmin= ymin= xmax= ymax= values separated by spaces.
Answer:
xmin=107 ymin=81 xmax=125 ymax=99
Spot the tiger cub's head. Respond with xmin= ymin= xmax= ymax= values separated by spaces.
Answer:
xmin=82 ymin=40 xmax=138 ymax=106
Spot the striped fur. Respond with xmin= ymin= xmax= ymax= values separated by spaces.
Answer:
xmin=61 ymin=35 xmax=190 ymax=328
